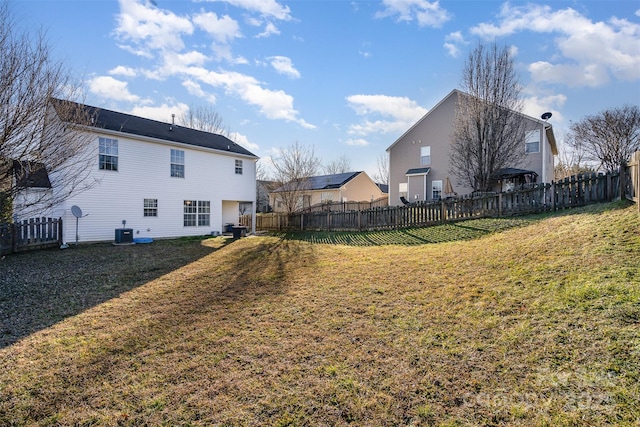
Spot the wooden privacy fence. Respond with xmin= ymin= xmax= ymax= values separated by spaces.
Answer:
xmin=300 ymin=197 xmax=389 ymax=214
xmin=249 ymin=170 xmax=626 ymax=232
xmin=0 ymin=217 xmax=63 ymax=255
xmin=623 ymin=151 xmax=640 ymax=211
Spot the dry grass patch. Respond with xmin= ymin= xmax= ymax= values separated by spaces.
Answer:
xmin=1 ymin=202 xmax=639 ymax=426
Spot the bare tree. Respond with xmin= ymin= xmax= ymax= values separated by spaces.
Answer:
xmin=554 ymin=131 xmax=595 ymax=179
xmin=567 ymin=105 xmax=640 ymax=172
xmin=323 ymin=155 xmax=352 ymax=175
xmin=373 ymin=152 xmax=389 ymax=186
xmin=178 ymin=105 xmax=229 ymax=135
xmin=270 ymin=141 xmax=321 ymax=214
xmin=0 ymin=2 xmax=95 ymax=220
xmin=449 ymin=42 xmax=528 ymax=192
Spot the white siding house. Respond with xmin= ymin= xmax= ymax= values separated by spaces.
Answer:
xmin=46 ymin=99 xmax=258 ymax=243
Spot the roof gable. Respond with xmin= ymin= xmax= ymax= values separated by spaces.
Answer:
xmin=387 ymin=89 xmax=558 ymax=154
xmin=51 ymin=98 xmax=258 ymax=158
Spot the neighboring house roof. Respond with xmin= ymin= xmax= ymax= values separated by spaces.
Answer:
xmin=406 ymin=167 xmax=431 ymax=176
xmin=12 ymin=160 xmax=52 ymax=188
xmin=376 ymin=183 xmax=389 ymax=193
xmin=386 ymin=89 xmax=558 ymax=155
xmin=51 ymin=98 xmax=258 ymax=158
xmin=272 ymin=171 xmax=361 ymax=192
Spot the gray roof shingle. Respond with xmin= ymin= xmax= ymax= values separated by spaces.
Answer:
xmin=52 ymin=98 xmax=258 ymax=158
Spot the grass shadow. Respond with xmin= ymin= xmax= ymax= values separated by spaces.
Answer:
xmin=0 ymin=236 xmax=233 ymax=348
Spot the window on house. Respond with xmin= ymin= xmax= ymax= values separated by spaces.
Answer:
xmin=432 ymin=180 xmax=443 ymax=200
xmin=398 ymin=182 xmax=407 ymax=197
xmin=321 ymin=192 xmax=333 ymax=203
xmin=525 ymin=130 xmax=540 ymax=154
xmin=99 ymin=137 xmax=118 ymax=171
xmin=144 ymin=198 xmax=158 ymax=217
xmin=184 ymin=200 xmax=210 ymax=227
xmin=420 ymin=146 xmax=431 ymax=166
xmin=198 ymin=201 xmax=210 ymax=226
xmin=235 ymin=159 xmax=243 ymax=175
xmin=183 ymin=200 xmax=197 ymax=226
xmin=171 ymin=149 xmax=185 ymax=178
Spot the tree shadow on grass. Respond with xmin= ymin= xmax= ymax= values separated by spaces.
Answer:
xmin=0 ymin=237 xmax=233 ymax=348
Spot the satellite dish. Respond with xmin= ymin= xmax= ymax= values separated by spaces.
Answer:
xmin=541 ymin=112 xmax=552 ymax=121
xmin=71 ymin=205 xmax=83 ymax=218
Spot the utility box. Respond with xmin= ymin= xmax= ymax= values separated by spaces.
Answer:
xmin=115 ymin=228 xmax=133 ymax=244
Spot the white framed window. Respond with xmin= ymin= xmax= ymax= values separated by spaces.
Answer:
xmin=525 ymin=130 xmax=540 ymax=154
xmin=198 ymin=201 xmax=210 ymax=226
xmin=184 ymin=200 xmax=210 ymax=227
xmin=420 ymin=146 xmax=431 ymax=166
xmin=183 ymin=200 xmax=196 ymax=226
xmin=235 ymin=159 xmax=243 ymax=175
xmin=144 ymin=198 xmax=158 ymax=217
xmin=99 ymin=137 xmax=118 ymax=171
xmin=432 ymin=180 xmax=443 ymax=200
xmin=171 ymin=149 xmax=185 ymax=178
xmin=321 ymin=192 xmax=333 ymax=202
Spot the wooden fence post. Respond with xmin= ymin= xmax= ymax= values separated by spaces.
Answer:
xmin=618 ymin=164 xmax=626 ymax=202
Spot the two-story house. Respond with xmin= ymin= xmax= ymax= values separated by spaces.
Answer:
xmin=387 ymin=89 xmax=557 ymax=205
xmin=37 ymin=99 xmax=258 ymax=243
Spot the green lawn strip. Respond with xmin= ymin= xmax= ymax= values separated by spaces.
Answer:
xmin=0 ymin=202 xmax=638 ymax=425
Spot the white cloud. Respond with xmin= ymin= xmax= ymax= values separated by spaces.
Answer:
xmin=444 ymin=31 xmax=466 ymax=57
xmin=528 ymin=61 xmax=609 ymax=88
xmin=130 ymin=102 xmax=190 ymax=123
xmin=111 ymin=0 xmax=311 ymax=128
xmin=192 ymin=11 xmax=241 ymax=43
xmin=256 ymin=21 xmax=280 ymax=38
xmin=182 ymin=80 xmax=217 ymax=104
xmin=115 ymin=0 xmax=193 ymax=55
xmin=268 ymin=56 xmax=301 ymax=79
xmin=187 ymin=67 xmax=315 ymax=128
xmin=345 ymin=138 xmax=370 ymax=147
xmin=203 ymin=0 xmax=292 ymax=21
xmin=376 ymin=0 xmax=451 ymax=28
xmin=522 ymin=93 xmax=567 ymax=123
xmin=346 ymin=94 xmax=428 ymax=136
xmin=109 ymin=65 xmax=137 ymax=77
xmin=228 ymin=131 xmax=260 ymax=152
xmin=470 ymin=3 xmax=640 ymax=87
xmin=88 ymin=76 xmax=141 ymax=102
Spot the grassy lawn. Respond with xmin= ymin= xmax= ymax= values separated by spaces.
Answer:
xmin=0 ymin=202 xmax=639 ymax=426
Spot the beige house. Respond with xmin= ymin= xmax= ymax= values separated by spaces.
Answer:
xmin=387 ymin=89 xmax=558 ymax=205
xmin=270 ymin=171 xmax=386 ymax=213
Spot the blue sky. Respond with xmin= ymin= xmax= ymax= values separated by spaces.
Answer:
xmin=15 ymin=0 xmax=640 ymax=178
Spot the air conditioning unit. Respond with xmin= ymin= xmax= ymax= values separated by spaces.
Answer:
xmin=115 ymin=228 xmax=133 ymax=244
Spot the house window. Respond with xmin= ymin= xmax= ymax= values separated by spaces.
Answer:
xmin=184 ymin=200 xmax=210 ymax=227
xmin=321 ymin=192 xmax=333 ymax=202
xmin=171 ymin=149 xmax=185 ymax=178
xmin=144 ymin=198 xmax=158 ymax=217
xmin=235 ymin=159 xmax=243 ymax=175
xmin=198 ymin=201 xmax=210 ymax=226
xmin=99 ymin=137 xmax=118 ymax=171
xmin=420 ymin=146 xmax=431 ymax=166
xmin=183 ymin=200 xmax=197 ymax=227
xmin=525 ymin=130 xmax=540 ymax=154
xmin=432 ymin=180 xmax=443 ymax=200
